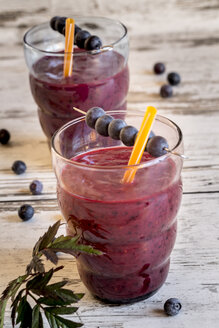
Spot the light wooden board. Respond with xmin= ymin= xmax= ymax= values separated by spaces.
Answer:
xmin=0 ymin=0 xmax=219 ymax=327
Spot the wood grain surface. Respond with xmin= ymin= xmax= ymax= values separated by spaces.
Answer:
xmin=0 ymin=0 xmax=219 ymax=327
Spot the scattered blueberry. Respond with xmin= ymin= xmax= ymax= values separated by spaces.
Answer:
xmin=120 ymin=126 xmax=138 ymax=146
xmin=12 ymin=160 xmax=27 ymax=175
xmin=154 ymin=62 xmax=165 ymax=75
xmin=85 ymin=107 xmax=105 ymax=129
xmin=164 ymin=298 xmax=182 ymax=316
xmin=29 ymin=180 xmax=43 ymax=195
xmin=0 ymin=129 xmax=10 ymax=145
xmin=95 ymin=115 xmax=114 ymax=137
xmin=160 ymin=84 xmax=173 ymax=98
xmin=75 ymin=30 xmax=91 ymax=49
xmin=50 ymin=16 xmax=59 ymax=30
xmin=55 ymin=16 xmax=67 ymax=34
xmin=167 ymin=72 xmax=181 ymax=86
xmin=146 ymin=136 xmax=169 ymax=157
xmin=18 ymin=204 xmax=34 ymax=221
xmin=108 ymin=119 xmax=127 ymax=140
xmin=84 ymin=35 xmax=102 ymax=51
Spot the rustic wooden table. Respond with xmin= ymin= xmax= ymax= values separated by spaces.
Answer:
xmin=1 ymin=1 xmax=219 ymax=327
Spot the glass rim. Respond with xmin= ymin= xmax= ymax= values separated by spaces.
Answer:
xmin=23 ymin=16 xmax=128 ymax=57
xmin=51 ymin=111 xmax=183 ymax=170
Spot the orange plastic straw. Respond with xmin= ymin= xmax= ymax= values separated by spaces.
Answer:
xmin=122 ymin=106 xmax=157 ymax=184
xmin=63 ymin=18 xmax=75 ymax=78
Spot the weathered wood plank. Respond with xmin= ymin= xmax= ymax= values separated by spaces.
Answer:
xmin=1 ymin=1 xmax=219 ymax=327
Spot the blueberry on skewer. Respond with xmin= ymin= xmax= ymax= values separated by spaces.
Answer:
xmin=75 ymin=30 xmax=91 ymax=49
xmin=108 ymin=119 xmax=127 ymax=140
xmin=85 ymin=107 xmax=105 ymax=128
xmin=95 ymin=115 xmax=113 ymax=137
xmin=146 ymin=136 xmax=169 ymax=157
xmin=120 ymin=126 xmax=138 ymax=146
xmin=84 ymin=35 xmax=102 ymax=51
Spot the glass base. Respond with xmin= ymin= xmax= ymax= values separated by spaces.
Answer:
xmin=94 ymin=288 xmax=159 ymax=305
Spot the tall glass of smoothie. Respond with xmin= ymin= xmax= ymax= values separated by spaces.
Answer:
xmin=23 ymin=17 xmax=129 ymax=140
xmin=51 ymin=110 xmax=184 ymax=304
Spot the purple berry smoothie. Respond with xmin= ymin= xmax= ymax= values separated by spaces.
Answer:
xmin=57 ymin=146 xmax=182 ymax=303
xmin=29 ymin=50 xmax=129 ymax=139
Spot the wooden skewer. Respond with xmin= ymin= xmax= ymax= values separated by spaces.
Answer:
xmin=73 ymin=107 xmax=86 ymax=115
xmin=72 ymin=107 xmax=187 ymax=160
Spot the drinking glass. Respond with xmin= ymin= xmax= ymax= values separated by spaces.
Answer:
xmin=23 ymin=17 xmax=129 ymax=140
xmin=51 ymin=110 xmax=184 ymax=304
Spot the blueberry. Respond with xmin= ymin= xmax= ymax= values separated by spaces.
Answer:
xmin=29 ymin=180 xmax=43 ymax=195
xmin=62 ymin=23 xmax=81 ymax=37
xmin=134 ymin=130 xmax=155 ymax=143
xmin=0 ymin=129 xmax=10 ymax=145
xmin=148 ymin=130 xmax=155 ymax=140
xmin=95 ymin=115 xmax=114 ymax=137
xmin=108 ymin=119 xmax=127 ymax=140
xmin=160 ymin=84 xmax=173 ymax=98
xmin=74 ymin=24 xmax=81 ymax=36
xmin=153 ymin=62 xmax=165 ymax=75
xmin=12 ymin=160 xmax=27 ymax=175
xmin=120 ymin=126 xmax=138 ymax=146
xmin=55 ymin=16 xmax=67 ymax=34
xmin=167 ymin=72 xmax=181 ymax=86
xmin=18 ymin=204 xmax=34 ymax=221
xmin=164 ymin=298 xmax=182 ymax=316
xmin=84 ymin=35 xmax=102 ymax=51
xmin=85 ymin=107 xmax=105 ymax=129
xmin=75 ymin=30 xmax=91 ymax=49
xmin=61 ymin=26 xmax=65 ymax=36
xmin=50 ymin=16 xmax=60 ymax=30
xmin=146 ymin=136 xmax=169 ymax=157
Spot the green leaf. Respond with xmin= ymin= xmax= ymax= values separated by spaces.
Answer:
xmin=55 ymin=289 xmax=83 ymax=304
xmin=54 ymin=315 xmax=83 ymax=328
xmin=0 ymin=299 xmax=7 ymax=328
xmin=27 ymin=269 xmax=54 ymax=291
xmin=46 ymin=281 xmax=68 ymax=291
xmin=48 ymin=235 xmax=103 ymax=256
xmin=45 ymin=311 xmax=59 ymax=328
xmin=45 ymin=306 xmax=78 ymax=315
xmin=26 ymin=256 xmax=45 ymax=274
xmin=16 ymin=296 xmax=32 ymax=327
xmin=11 ymin=289 xmax=24 ymax=327
xmin=1 ymin=275 xmax=28 ymax=301
xmin=41 ymin=249 xmax=59 ymax=265
xmin=39 ymin=311 xmax=44 ymax=328
xmin=38 ymin=288 xmax=83 ymax=307
xmin=38 ymin=296 xmax=69 ymax=307
xmin=31 ymin=304 xmax=40 ymax=328
xmin=0 ymin=275 xmax=28 ymax=328
xmin=34 ymin=221 xmax=61 ymax=255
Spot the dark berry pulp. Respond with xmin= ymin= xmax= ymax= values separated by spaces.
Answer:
xmin=57 ymin=146 xmax=182 ymax=303
xmin=29 ymin=49 xmax=129 ymax=139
